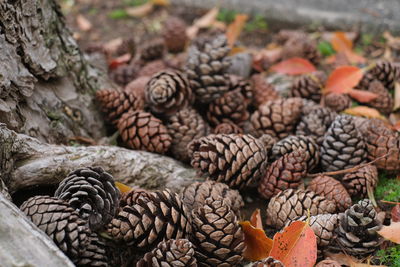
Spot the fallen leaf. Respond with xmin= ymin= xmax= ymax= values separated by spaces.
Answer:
xmin=103 ymin=38 xmax=123 ymax=55
xmin=229 ymin=46 xmax=247 ymax=56
xmin=76 ymin=14 xmax=92 ymax=32
xmin=126 ymin=2 xmax=154 ymax=17
xmin=108 ymin=53 xmax=132 ymax=70
xmin=151 ymin=0 xmax=170 ymax=6
xmin=270 ymin=57 xmax=316 ymax=75
xmin=344 ymin=50 xmax=367 ymax=64
xmin=226 ymin=14 xmax=248 ymax=47
xmin=377 ymin=222 xmax=400 ymax=244
xmin=348 ymin=89 xmax=379 ymax=103
xmin=186 ymin=7 xmax=219 ymax=39
xmin=383 ymin=31 xmax=400 ymax=50
xmin=322 ymin=252 xmax=386 ymax=267
xmin=239 ymin=209 xmax=273 ymax=261
xmin=252 ymin=48 xmax=282 ymax=72
xmin=325 ymin=66 xmax=363 ymax=94
xmin=115 ymin=181 xmax=133 ymax=194
xmin=269 ymin=221 xmax=317 ymax=267
xmin=344 ymin=106 xmax=387 ymax=120
xmin=392 ymin=205 xmax=400 ymax=222
xmin=331 ymin=31 xmax=353 ymax=52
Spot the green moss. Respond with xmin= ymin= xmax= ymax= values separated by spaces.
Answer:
xmin=375 ymin=172 xmax=400 ymax=202
xmin=217 ymin=8 xmax=238 ymax=24
xmin=244 ymin=14 xmax=268 ymax=32
xmin=108 ymin=9 xmax=129 ymax=19
xmin=376 ymin=245 xmax=400 ymax=267
xmin=317 ymin=41 xmax=335 ymax=57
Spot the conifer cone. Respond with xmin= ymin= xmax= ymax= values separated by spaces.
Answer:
xmin=296 ymin=114 xmax=326 ymax=146
xmin=145 ymin=70 xmax=193 ymax=116
xmin=258 ymin=150 xmax=308 ymax=200
xmin=213 ymin=121 xmax=243 ymax=134
xmin=258 ymin=134 xmax=278 ymax=154
xmin=290 ymin=71 xmax=325 ymax=102
xmin=251 ymin=74 xmax=280 ymax=107
xmin=266 ymin=189 xmax=336 ymax=229
xmin=182 ymin=180 xmax=244 ymax=216
xmin=307 ymin=175 xmax=352 ymax=212
xmin=315 ymin=260 xmax=341 ymax=267
xmin=20 ymin=196 xmax=91 ymax=262
xmin=136 ymin=239 xmax=197 ymax=267
xmin=108 ymin=190 xmax=191 ymax=250
xmin=76 ymin=233 xmax=108 ymax=267
xmin=185 ymin=35 xmax=231 ymax=103
xmin=252 ymin=257 xmax=284 ymax=267
xmin=137 ymin=60 xmax=167 ymax=77
xmin=323 ymin=93 xmax=352 ymax=112
xmin=116 ymin=38 xmax=136 ymax=57
xmin=206 ymin=89 xmax=249 ymax=126
xmin=358 ymin=60 xmax=400 ymax=91
xmin=120 ymin=188 xmax=151 ymax=208
xmin=304 ymin=105 xmax=337 ymax=127
xmin=96 ymin=89 xmax=144 ymax=126
xmin=341 ymin=165 xmax=378 ymax=198
xmin=166 ymin=108 xmax=210 ymax=162
xmin=109 ymin=64 xmax=140 ymax=86
xmin=361 ymin=119 xmax=400 ymax=171
xmin=245 ymin=98 xmax=303 ymax=139
xmin=287 ymin=214 xmax=339 ymax=247
xmin=140 ymin=38 xmax=165 ymax=61
xmin=332 ymin=199 xmax=383 ymax=256
xmin=117 ymin=111 xmax=172 ymax=154
xmin=54 ymin=167 xmax=121 ymax=230
xmin=366 ymin=80 xmax=394 ymax=115
xmin=188 ymin=134 xmax=268 ymax=189
xmin=229 ymin=74 xmax=253 ymax=104
xmin=271 ymin=135 xmax=320 ymax=171
xmin=320 ymin=115 xmax=367 ymax=172
xmin=162 ymin=17 xmax=188 ymax=53
xmin=190 ymin=198 xmax=245 ymax=267
xmin=125 ymin=76 xmax=150 ymax=101
xmin=281 ymin=37 xmax=321 ymax=65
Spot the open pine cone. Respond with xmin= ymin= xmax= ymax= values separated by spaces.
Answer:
xmin=213 ymin=121 xmax=243 ymax=134
xmin=140 ymin=38 xmax=165 ymax=61
xmin=75 ymin=233 xmax=108 ymax=267
xmin=250 ymin=74 xmax=280 ymax=107
xmin=252 ymin=257 xmax=284 ymax=267
xmin=341 ymin=165 xmax=378 ymax=198
xmin=290 ymin=71 xmax=325 ymax=102
xmin=358 ymin=60 xmax=400 ymax=91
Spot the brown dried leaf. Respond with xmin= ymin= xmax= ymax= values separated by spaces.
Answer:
xmin=377 ymin=222 xmax=400 ymax=244
xmin=76 ymin=14 xmax=92 ymax=32
xmin=186 ymin=7 xmax=219 ymax=39
xmin=344 ymin=106 xmax=387 ymax=121
xmin=126 ymin=2 xmax=154 ymax=17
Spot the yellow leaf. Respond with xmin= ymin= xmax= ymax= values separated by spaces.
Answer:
xmin=377 ymin=222 xmax=400 ymax=244
xmin=115 ymin=181 xmax=133 ymax=194
xmin=150 ymin=0 xmax=170 ymax=6
xmin=226 ymin=14 xmax=248 ymax=47
xmin=126 ymin=2 xmax=154 ymax=17
xmin=186 ymin=7 xmax=219 ymax=39
xmin=343 ymin=106 xmax=387 ymax=121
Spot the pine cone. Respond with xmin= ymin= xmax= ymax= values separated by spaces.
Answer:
xmin=323 ymin=93 xmax=352 ymax=112
xmin=109 ymin=64 xmax=140 ymax=86
xmin=206 ymin=89 xmax=249 ymax=126
xmin=341 ymin=165 xmax=378 ymax=198
xmin=116 ymin=38 xmax=136 ymax=57
xmin=213 ymin=121 xmax=243 ymax=134
xmin=96 ymin=89 xmax=144 ymax=126
xmin=258 ymin=134 xmax=278 ymax=154
xmin=304 ymin=105 xmax=337 ymax=127
xmin=359 ymin=60 xmax=400 ymax=91
xmin=266 ymin=189 xmax=336 ymax=229
xmin=120 ymin=187 xmax=151 ymax=208
xmin=125 ymin=76 xmax=150 ymax=101
xmin=188 ymin=134 xmax=268 ymax=189
xmin=137 ymin=60 xmax=167 ymax=77
xmin=307 ymin=175 xmax=352 ymax=212
xmin=108 ymin=190 xmax=191 ymax=250
xmin=54 ymin=167 xmax=121 ymax=230
xmin=251 ymin=74 xmax=280 ymax=107
xmin=258 ymin=150 xmax=308 ymax=200
xmin=140 ymin=38 xmax=165 ymax=61
xmin=145 ymin=70 xmax=193 ymax=116
xmin=137 ymin=239 xmax=197 ymax=267
xmin=20 ymin=196 xmax=91 ymax=262
xmin=290 ymin=71 xmax=325 ymax=102
xmin=315 ymin=259 xmax=341 ymax=267
xmin=252 ymin=257 xmax=284 ymax=267
xmin=182 ymin=180 xmax=244 ymax=216
xmin=190 ymin=198 xmax=245 ymax=267
xmin=76 ymin=233 xmax=108 ymax=267
xmin=166 ymin=108 xmax=210 ymax=162
xmin=321 ymin=115 xmax=367 ymax=172
xmin=366 ymin=80 xmax=394 ymax=115
xmin=162 ymin=17 xmax=188 ymax=53
xmin=271 ymin=135 xmax=320 ymax=171
xmin=245 ymin=98 xmax=303 ymax=139
xmin=282 ymin=37 xmax=321 ymax=65
xmin=229 ymin=74 xmax=253 ymax=105
xmin=332 ymin=199 xmax=383 ymax=256
xmin=117 ymin=111 xmax=172 ymax=154
xmin=296 ymin=114 xmax=326 ymax=146
xmin=185 ymin=35 xmax=231 ymax=103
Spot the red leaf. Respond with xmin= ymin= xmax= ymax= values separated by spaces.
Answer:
xmin=392 ymin=205 xmax=400 ymax=222
xmin=348 ymin=89 xmax=379 ymax=103
xmin=331 ymin=31 xmax=353 ymax=52
xmin=325 ymin=66 xmax=363 ymax=94
xmin=270 ymin=57 xmax=316 ymax=75
xmin=108 ymin=53 xmax=131 ymax=70
xmin=269 ymin=221 xmax=317 ymax=267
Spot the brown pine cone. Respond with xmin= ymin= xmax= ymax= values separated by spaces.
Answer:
xmin=166 ymin=108 xmax=210 ymax=162
xmin=108 ymin=190 xmax=191 ymax=250
xmin=258 ymin=150 xmax=308 ymax=200
xmin=281 ymin=37 xmax=321 ymax=65
xmin=162 ymin=17 xmax=188 ymax=53
xmin=116 ymin=38 xmax=136 ymax=57
xmin=140 ymin=38 xmax=165 ymax=61
xmin=323 ymin=93 xmax=352 ymax=112
xmin=229 ymin=74 xmax=253 ymax=104
xmin=296 ymin=114 xmax=327 ymax=146
xmin=358 ymin=60 xmax=400 ymax=91
xmin=109 ymin=64 xmax=140 ymax=86
xmin=96 ymin=89 xmax=144 ymax=126
xmin=164 ymin=52 xmax=187 ymax=70
xmin=117 ymin=111 xmax=172 ymax=154
xmin=76 ymin=233 xmax=108 ymax=267
xmin=367 ymin=80 xmax=394 ymax=115
xmin=213 ymin=121 xmax=243 ymax=134
xmin=137 ymin=60 xmax=167 ymax=77
xmin=266 ymin=189 xmax=336 ymax=229
xmin=145 ymin=70 xmax=193 ymax=116
xmin=136 ymin=239 xmax=197 ymax=267
xmin=124 ymin=76 xmax=150 ymax=101
xmin=20 ymin=196 xmax=91 ymax=262
xmin=181 ymin=180 xmax=244 ymax=216
xmin=303 ymin=104 xmax=337 ymax=127
xmin=290 ymin=71 xmax=325 ymax=102
xmin=190 ymin=198 xmax=245 ymax=267
xmin=188 ymin=134 xmax=268 ymax=189
xmin=120 ymin=187 xmax=151 ymax=207
xmin=245 ymin=97 xmax=303 ymax=139
xmin=252 ymin=256 xmax=284 ymax=267
xmin=185 ymin=35 xmax=231 ymax=103
xmin=341 ymin=165 xmax=378 ymax=198
xmin=271 ymin=135 xmax=320 ymax=171
xmin=251 ymin=74 xmax=280 ymax=107
xmin=258 ymin=134 xmax=278 ymax=153
xmin=307 ymin=175 xmax=352 ymax=212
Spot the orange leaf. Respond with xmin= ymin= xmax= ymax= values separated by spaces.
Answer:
xmin=270 ymin=57 xmax=316 ymax=75
xmin=331 ymin=31 xmax=353 ymax=52
xmin=325 ymin=66 xmax=363 ymax=94
xmin=269 ymin=221 xmax=317 ymax=267
xmin=348 ymin=89 xmax=379 ymax=103
xmin=343 ymin=106 xmax=387 ymax=121
xmin=226 ymin=14 xmax=248 ymax=47
xmin=115 ymin=181 xmax=133 ymax=194
xmin=377 ymin=222 xmax=400 ymax=244
xmin=250 ymin=208 xmax=263 ymax=229
xmin=108 ymin=53 xmax=132 ymax=70
xmin=344 ymin=50 xmax=367 ymax=64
